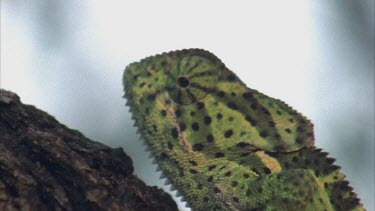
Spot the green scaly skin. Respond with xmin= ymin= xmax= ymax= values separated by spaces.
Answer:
xmin=123 ymin=49 xmax=364 ymax=211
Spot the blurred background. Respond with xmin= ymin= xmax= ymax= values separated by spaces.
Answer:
xmin=1 ymin=1 xmax=374 ymax=210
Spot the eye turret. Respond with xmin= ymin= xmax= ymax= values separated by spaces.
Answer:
xmin=166 ymin=55 xmax=220 ymax=105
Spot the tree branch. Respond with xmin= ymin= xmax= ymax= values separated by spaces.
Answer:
xmin=0 ymin=89 xmax=177 ymax=211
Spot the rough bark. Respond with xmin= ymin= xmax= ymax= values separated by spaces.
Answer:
xmin=0 ymin=89 xmax=178 ymax=211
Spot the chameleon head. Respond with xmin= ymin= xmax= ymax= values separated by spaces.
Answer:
xmin=123 ymin=49 xmax=314 ymax=153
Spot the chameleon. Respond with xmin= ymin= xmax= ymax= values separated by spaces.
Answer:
xmin=123 ymin=49 xmax=364 ymax=211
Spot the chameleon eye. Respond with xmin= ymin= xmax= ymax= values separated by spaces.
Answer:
xmin=166 ymin=55 xmax=219 ymax=105
xmin=176 ymin=76 xmax=190 ymax=88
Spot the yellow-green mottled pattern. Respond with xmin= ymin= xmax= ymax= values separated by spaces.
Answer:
xmin=123 ymin=49 xmax=364 ymax=211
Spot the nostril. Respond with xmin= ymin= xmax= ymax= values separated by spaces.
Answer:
xmin=177 ymin=76 xmax=190 ymax=88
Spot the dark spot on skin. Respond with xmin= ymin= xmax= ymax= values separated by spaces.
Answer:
xmin=217 ymin=91 xmax=225 ymax=98
xmin=192 ymin=122 xmax=199 ymax=131
xmin=261 ymin=108 xmax=270 ymax=115
xmin=285 ymin=128 xmax=291 ymax=133
xmin=161 ymin=110 xmax=167 ymax=116
xmin=190 ymin=111 xmax=195 ymax=116
xmin=177 ymin=76 xmax=190 ymax=88
xmin=214 ymin=187 xmax=221 ymax=193
xmin=276 ymin=110 xmax=282 ymax=115
xmin=147 ymin=94 xmax=156 ymax=101
xmin=263 ymin=168 xmax=271 ymax=174
xmin=147 ymin=72 xmax=151 ymax=76
xmin=259 ymin=131 xmax=268 ymax=138
xmin=175 ymin=109 xmax=182 ymax=118
xmin=289 ymin=118 xmax=294 ymax=123
xmin=215 ymin=152 xmax=225 ymax=158
xmin=179 ymin=122 xmax=186 ymax=131
xmin=204 ymin=116 xmax=212 ymax=125
xmin=236 ymin=142 xmax=250 ymax=148
xmin=269 ymin=121 xmax=276 ymax=127
xmin=245 ymin=115 xmax=257 ymax=126
xmin=232 ymin=181 xmax=238 ymax=187
xmin=251 ymin=168 xmax=261 ymax=175
xmin=171 ymin=127 xmax=178 ymax=138
xmin=243 ymin=173 xmax=250 ymax=178
xmin=228 ymin=117 xmax=234 ymax=121
xmin=224 ymin=171 xmax=232 ymax=177
xmin=207 ymin=176 xmax=213 ymax=182
xmin=246 ymin=190 xmax=251 ymax=196
xmin=227 ymin=74 xmax=236 ymax=81
xmin=324 ymin=182 xmax=328 ymax=188
xmin=242 ymin=92 xmax=253 ymax=100
xmin=284 ymin=162 xmax=290 ymax=169
xmin=227 ymin=102 xmax=238 ymax=110
xmin=250 ymin=103 xmax=257 ymax=110
xmin=165 ymin=99 xmax=171 ymax=105
xmin=196 ymin=102 xmax=205 ymax=109
xmin=240 ymin=131 xmax=246 ymax=136
xmin=133 ymin=74 xmax=139 ymax=80
xmin=208 ymin=165 xmax=216 ymax=171
xmin=198 ymin=183 xmax=203 ymax=189
xmin=224 ymin=129 xmax=233 ymax=138
xmin=190 ymin=169 xmax=198 ymax=174
xmin=189 ymin=160 xmax=198 ymax=166
xmin=297 ymin=126 xmax=303 ymax=132
xmin=233 ymin=197 xmax=239 ymax=203
xmin=296 ymin=138 xmax=303 ymax=144
xmin=231 ymin=92 xmax=236 ymax=97
xmin=161 ymin=60 xmax=167 ymax=66
xmin=206 ymin=134 xmax=214 ymax=143
xmin=152 ymin=124 xmax=157 ymax=132
xmin=282 ymin=198 xmax=289 ymax=204
xmin=168 ymin=141 xmax=173 ymax=149
xmin=140 ymin=82 xmax=146 ymax=88
xmin=148 ymin=84 xmax=152 ymax=88
xmin=193 ymin=144 xmax=204 ymax=151
xmin=160 ymin=153 xmax=168 ymax=160
xmin=240 ymin=152 xmax=249 ymax=157
xmin=217 ymin=113 xmax=223 ymax=120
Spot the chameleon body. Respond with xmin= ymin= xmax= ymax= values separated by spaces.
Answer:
xmin=123 ymin=49 xmax=364 ymax=210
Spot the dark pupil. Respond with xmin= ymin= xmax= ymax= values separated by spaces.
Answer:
xmin=177 ymin=76 xmax=190 ymax=88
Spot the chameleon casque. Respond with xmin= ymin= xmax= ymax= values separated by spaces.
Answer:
xmin=123 ymin=49 xmax=364 ymax=211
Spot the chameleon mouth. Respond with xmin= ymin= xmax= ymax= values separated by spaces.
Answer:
xmin=176 ymin=76 xmax=190 ymax=88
